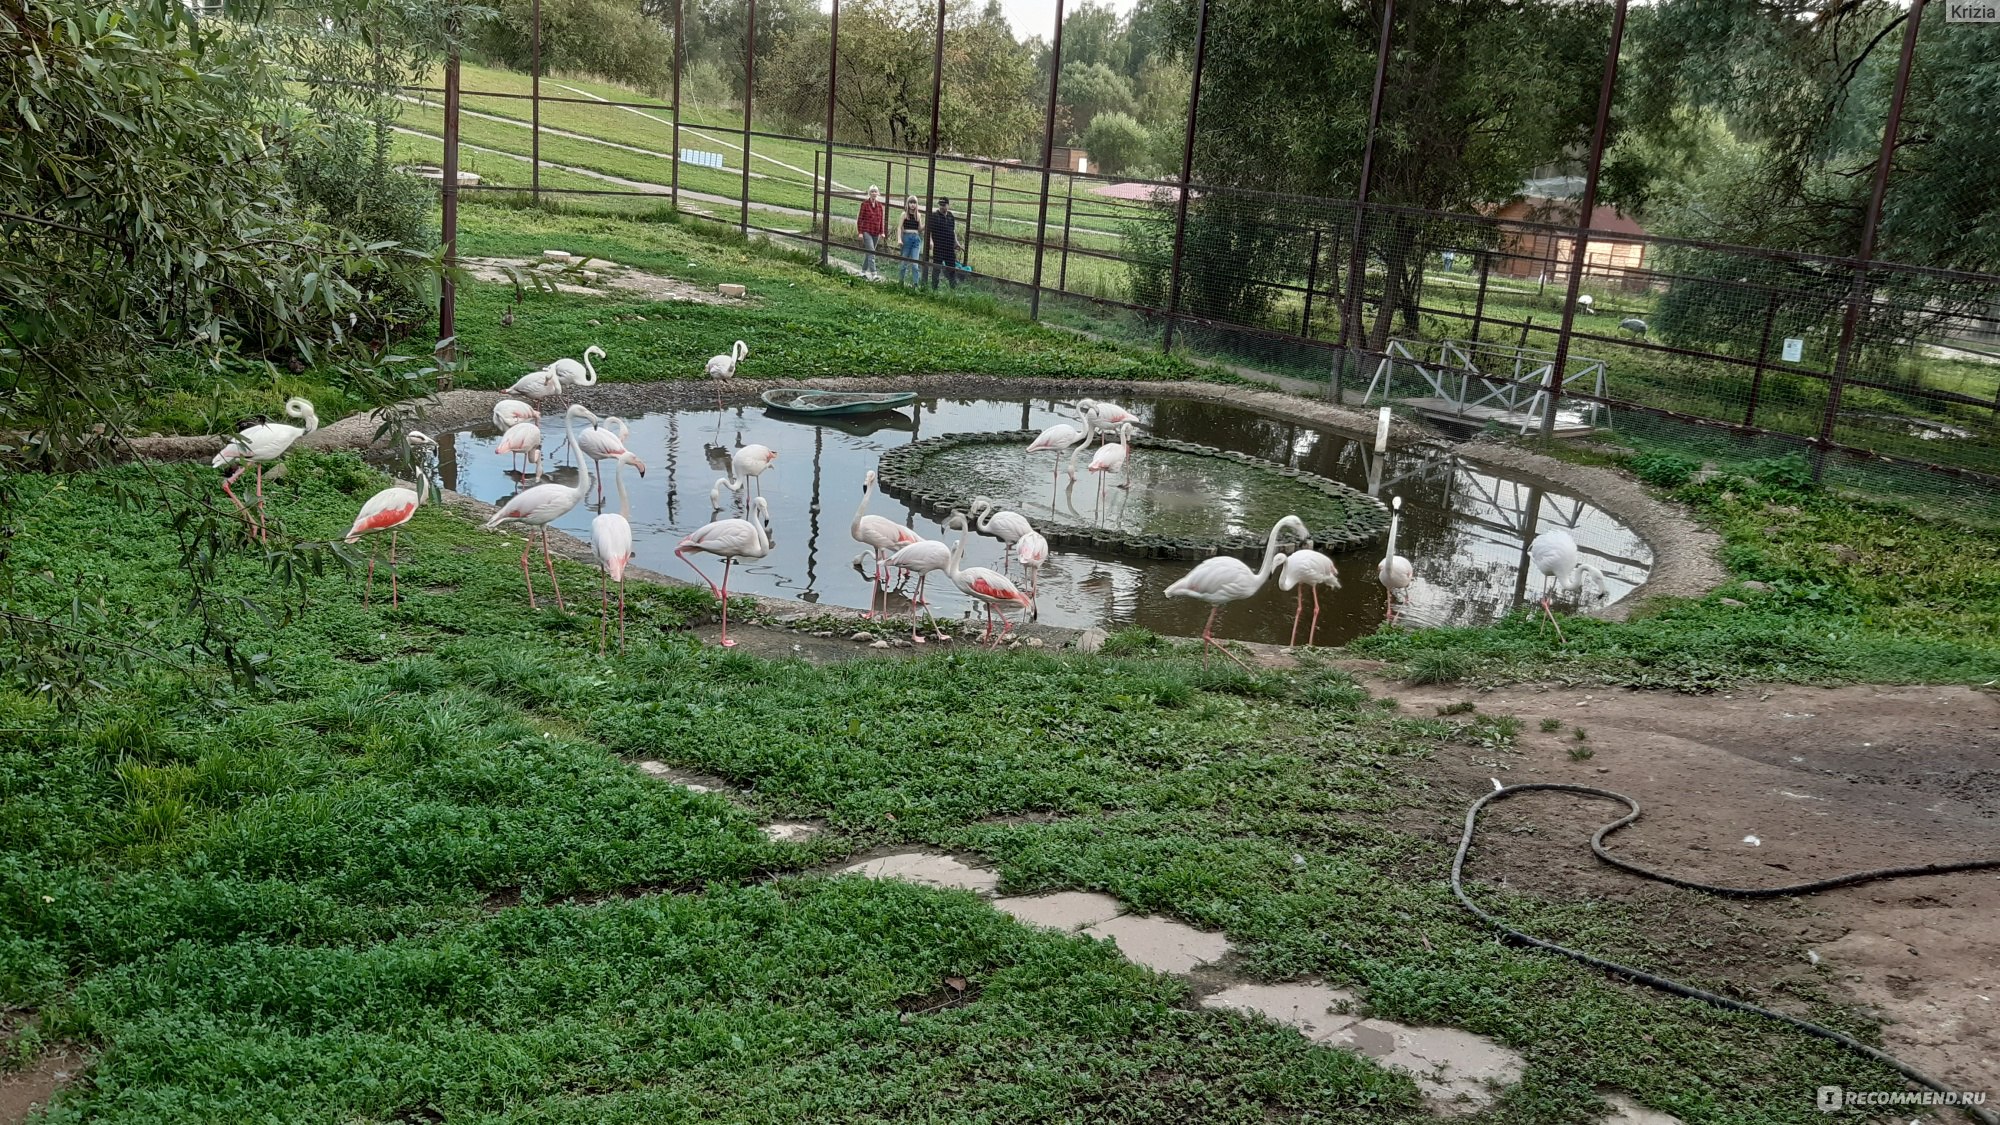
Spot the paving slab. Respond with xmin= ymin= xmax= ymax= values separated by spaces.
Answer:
xmin=993 ymin=892 xmax=1126 ymax=933
xmin=760 ymin=823 xmax=820 ymax=843
xmin=1605 ymin=1094 xmax=1685 ymax=1125
xmin=1082 ymin=914 xmax=1233 ymax=974
xmin=842 ymin=852 xmax=1000 ymax=894
xmin=1202 ymin=981 xmax=1361 ymax=1042
xmin=1324 ymin=1018 xmax=1527 ymax=1115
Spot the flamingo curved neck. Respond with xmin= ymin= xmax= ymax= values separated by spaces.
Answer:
xmin=613 ymin=460 xmax=632 ymax=518
xmin=852 ymin=477 xmax=875 ymax=538
xmin=566 ymin=411 xmax=592 ymax=494
xmin=1254 ymin=519 xmax=1293 ymax=584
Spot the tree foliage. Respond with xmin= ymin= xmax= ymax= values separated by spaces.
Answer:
xmin=1081 ymin=111 xmax=1148 ymax=176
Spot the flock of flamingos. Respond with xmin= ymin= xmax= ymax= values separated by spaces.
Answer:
xmin=211 ymin=342 xmax=1607 ymax=660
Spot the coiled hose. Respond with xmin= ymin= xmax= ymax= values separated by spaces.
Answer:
xmin=1452 ymin=783 xmax=2000 ymax=1125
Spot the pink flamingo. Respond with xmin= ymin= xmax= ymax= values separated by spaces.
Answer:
xmin=507 ymin=367 xmax=564 ymax=403
xmin=342 ymin=431 xmax=437 ymax=608
xmin=1278 ymin=544 xmax=1340 ymax=648
xmin=1027 ymin=421 xmax=1091 ymax=501
xmin=495 ymin=420 xmax=544 ymax=478
xmin=705 ymin=340 xmax=748 ymax=407
xmin=852 ymin=469 xmax=920 ymax=619
xmin=1165 ymin=514 xmax=1309 ymax=668
xmin=1085 ymin=422 xmax=1135 ymax=508
xmin=576 ymin=413 xmax=646 ymax=501
xmin=676 ymin=496 xmax=771 ymax=647
xmin=1379 ymin=496 xmax=1414 ymax=622
xmin=591 ymin=457 xmax=636 ymax=654
xmin=888 ymin=523 xmax=956 ymax=643
xmin=1014 ymin=530 xmax=1049 ymax=599
xmin=493 ymin=398 xmax=539 ymax=430
xmin=728 ymin=444 xmax=778 ymax=506
xmin=943 ymin=519 xmax=1035 ymax=644
xmin=213 ymin=397 xmax=318 ymax=540
xmin=481 ymin=404 xmax=595 ymax=610
xmin=1074 ymin=398 xmax=1140 ymax=432
xmin=968 ymin=497 xmax=1035 ymax=573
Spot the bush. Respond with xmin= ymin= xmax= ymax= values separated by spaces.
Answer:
xmin=284 ymin=117 xmax=439 ymax=330
xmin=1082 ymin=112 xmax=1149 ymax=177
xmin=1628 ymin=451 xmax=1699 ymax=489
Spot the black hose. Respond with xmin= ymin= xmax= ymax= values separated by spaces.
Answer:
xmin=1452 ymin=783 xmax=2000 ymax=1125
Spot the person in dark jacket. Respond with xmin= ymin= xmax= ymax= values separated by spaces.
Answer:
xmin=925 ymin=197 xmax=959 ymax=290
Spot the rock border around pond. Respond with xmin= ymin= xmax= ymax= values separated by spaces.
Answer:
xmin=878 ymin=429 xmax=1391 ymax=562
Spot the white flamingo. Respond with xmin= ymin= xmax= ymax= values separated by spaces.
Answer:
xmin=1027 ymin=421 xmax=1092 ymax=500
xmin=676 ymin=496 xmax=771 ymax=648
xmin=342 ymin=430 xmax=437 ymax=608
xmin=1085 ymin=422 xmax=1135 ymax=506
xmin=214 ymin=396 xmax=318 ymax=541
xmin=1074 ymin=398 xmax=1141 ymax=432
xmin=706 ymin=340 xmax=748 ymax=405
xmin=493 ymin=398 xmax=540 ymax=430
xmin=1278 ymin=545 xmax=1340 ymax=648
xmin=1528 ymin=527 xmax=1606 ymax=644
xmin=550 ymin=344 xmax=604 ymax=386
xmin=1165 ymin=514 xmax=1310 ymax=669
xmin=968 ymin=497 xmax=1035 ymax=573
xmin=496 ymin=420 xmax=544 ymax=478
xmin=943 ymin=519 xmax=1035 ymax=644
xmin=576 ymin=413 xmax=646 ymax=501
xmin=722 ymin=444 xmax=778 ymax=506
xmin=1014 ymin=530 xmax=1049 ymax=599
xmin=591 ymin=457 xmax=636 ymax=654
xmin=852 ymin=469 xmax=921 ymax=619
xmin=481 ymin=404 xmax=595 ymax=611
xmin=888 ymin=515 xmax=960 ymax=643
xmin=1378 ymin=496 xmax=1414 ymax=622
xmin=507 ymin=367 xmax=564 ymax=402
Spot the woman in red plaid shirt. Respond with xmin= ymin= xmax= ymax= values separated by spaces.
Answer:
xmin=856 ymin=186 xmax=886 ymax=280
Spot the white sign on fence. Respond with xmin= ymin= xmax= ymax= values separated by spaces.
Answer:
xmin=679 ymin=149 xmax=725 ymax=169
xmin=1944 ymin=3 xmax=1999 ymax=21
xmin=1782 ymin=337 xmax=1805 ymax=363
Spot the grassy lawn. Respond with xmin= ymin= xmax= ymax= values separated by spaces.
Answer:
xmin=1 ymin=454 xmax=1934 ymax=1123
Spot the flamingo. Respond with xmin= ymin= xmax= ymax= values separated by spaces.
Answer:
xmin=706 ymin=340 xmax=748 ymax=405
xmin=1378 ymin=495 xmax=1414 ymax=622
xmin=724 ymin=444 xmax=778 ymax=506
xmin=496 ymin=420 xmax=544 ymax=478
xmin=342 ymin=430 xmax=437 ymax=608
xmin=576 ymin=413 xmax=646 ymax=501
xmin=1073 ymin=398 xmax=1141 ymax=432
xmin=1085 ymin=422 xmax=1135 ymax=506
xmin=676 ymin=496 xmax=771 ymax=648
xmin=1014 ymin=530 xmax=1049 ymax=599
xmin=481 ymin=404 xmax=596 ymax=610
xmin=888 ymin=523 xmax=957 ymax=643
xmin=1027 ymin=421 xmax=1092 ymax=500
xmin=968 ymin=497 xmax=1034 ymax=573
xmin=507 ymin=367 xmax=564 ymax=402
xmin=1528 ymin=527 xmax=1606 ymax=644
xmin=1165 ymin=514 xmax=1310 ymax=669
xmin=214 ymin=396 xmax=318 ymax=541
xmin=710 ymin=476 xmax=738 ymax=510
xmin=852 ymin=469 xmax=922 ymax=619
xmin=591 ymin=457 xmax=637 ymax=654
xmin=943 ymin=519 xmax=1035 ymax=644
xmin=493 ymin=398 xmax=540 ymax=430
xmin=1278 ymin=545 xmax=1341 ymax=648
xmin=550 ymin=344 xmax=604 ymax=387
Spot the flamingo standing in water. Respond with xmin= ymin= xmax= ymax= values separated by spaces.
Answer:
xmin=575 ymin=414 xmax=646 ymax=501
xmin=1278 ymin=544 xmax=1340 ymax=648
xmin=493 ymin=399 xmax=539 ymax=430
xmin=1074 ymin=398 xmax=1141 ymax=433
xmin=1027 ymin=421 xmax=1091 ymax=500
xmin=706 ymin=340 xmax=748 ymax=406
xmin=722 ymin=444 xmax=778 ymax=506
xmin=496 ymin=420 xmax=544 ymax=478
xmin=676 ymin=497 xmax=771 ymax=648
xmin=1014 ymin=530 xmax=1049 ymax=599
xmin=482 ymin=404 xmax=595 ymax=610
xmin=943 ymin=519 xmax=1035 ymax=644
xmin=342 ymin=430 xmax=437 ymax=608
xmin=592 ymin=457 xmax=637 ymax=654
xmin=968 ymin=497 xmax=1035 ymax=573
xmin=1378 ymin=496 xmax=1414 ymax=622
xmin=214 ymin=396 xmax=318 ymax=541
xmin=1085 ymin=422 xmax=1135 ymax=507
xmin=1165 ymin=514 xmax=1310 ymax=668
xmin=888 ymin=518 xmax=958 ymax=643
xmin=852 ymin=470 xmax=922 ymax=618
xmin=1527 ymin=527 xmax=1606 ymax=644
xmin=550 ymin=344 xmax=604 ymax=387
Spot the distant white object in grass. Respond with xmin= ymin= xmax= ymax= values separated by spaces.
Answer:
xmin=1574 ymin=293 xmax=1595 ymax=314
xmin=1619 ymin=317 xmax=1648 ymax=339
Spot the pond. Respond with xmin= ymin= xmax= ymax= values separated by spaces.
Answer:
xmin=423 ymin=394 xmax=1653 ymax=646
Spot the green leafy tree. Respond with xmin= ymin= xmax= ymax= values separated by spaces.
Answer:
xmin=1082 ymin=111 xmax=1149 ymax=176
xmin=1056 ymin=60 xmax=1137 ymax=142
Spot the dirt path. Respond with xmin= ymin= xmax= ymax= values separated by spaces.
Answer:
xmin=1349 ymin=666 xmax=2000 ymax=1100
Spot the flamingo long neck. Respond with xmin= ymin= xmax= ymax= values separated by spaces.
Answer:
xmin=580 ymin=349 xmax=599 ymax=385
xmin=416 ymin=470 xmax=431 ymax=508
xmin=1066 ymin=424 xmax=1098 ymax=474
xmin=567 ymin=411 xmax=592 ymax=496
xmin=1384 ymin=512 xmax=1401 ymax=563
xmin=613 ymin=460 xmax=632 ymax=519
xmin=852 ymin=478 xmax=875 ymax=538
xmin=974 ymin=501 xmax=997 ymax=533
xmin=1254 ymin=519 xmax=1292 ymax=585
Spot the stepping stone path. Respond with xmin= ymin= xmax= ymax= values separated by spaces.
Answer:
xmin=626 ymin=759 xmax=1682 ymax=1124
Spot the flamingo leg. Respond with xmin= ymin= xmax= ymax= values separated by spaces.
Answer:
xmin=520 ymin=538 xmax=539 ymax=609
xmin=388 ymin=529 xmax=400 ymax=608
xmin=1289 ymin=590 xmax=1303 ymax=648
xmin=1541 ymin=596 xmax=1567 ymax=645
xmin=541 ymin=528 xmax=565 ymax=611
xmin=719 ymin=559 xmax=737 ymax=647
xmin=363 ymin=545 xmax=376 ymax=608
xmin=1200 ymin=606 xmax=1251 ymax=671
xmin=253 ymin=464 xmax=266 ymax=541
xmin=616 ymin=577 xmax=626 ymax=653
xmin=598 ymin=571 xmax=610 ymax=654
xmin=909 ymin=575 xmax=927 ymax=643
xmin=981 ymin=604 xmax=995 ymax=643
xmin=220 ymin=466 xmax=250 ymax=527
xmin=1309 ymin=585 xmax=1322 ymax=649
xmin=677 ymin=548 xmax=721 ymax=599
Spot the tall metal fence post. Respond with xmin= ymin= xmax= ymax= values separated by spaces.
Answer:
xmin=820 ymin=0 xmax=839 ymax=265
xmin=1816 ymin=0 xmax=1925 ymax=478
xmin=1337 ymin=0 xmax=1395 ymax=402
xmin=1028 ymin=0 xmax=1068 ymax=321
xmin=1744 ymin=291 xmax=1780 ymax=428
xmin=1161 ymin=0 xmax=1211 ymax=353
xmin=923 ymin=0 xmax=946 ymax=287
xmin=440 ymin=44 xmax=461 ymax=355
xmin=1470 ymin=252 xmax=1491 ymax=341
xmin=530 ymin=0 xmax=541 ymax=202
xmin=1058 ymin=174 xmax=1074 ymax=292
xmin=670 ymin=0 xmax=682 ymax=209
xmin=1538 ymin=0 xmax=1628 ymax=438
xmin=1302 ymin=228 xmax=1323 ymax=336
xmin=741 ymin=0 xmax=756 ymax=235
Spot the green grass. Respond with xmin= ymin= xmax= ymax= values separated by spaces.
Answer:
xmin=0 ymin=453 xmax=1928 ymax=1122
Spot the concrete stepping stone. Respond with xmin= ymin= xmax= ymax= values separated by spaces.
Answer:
xmin=842 ymin=852 xmax=1000 ymax=894
xmin=1605 ymin=1095 xmax=1684 ymax=1125
xmin=1083 ymin=914 xmax=1234 ymax=975
xmin=633 ymin=761 xmax=727 ymax=794
xmin=1202 ymin=981 xmax=1360 ymax=1042
xmin=760 ymin=823 xmax=820 ymax=843
xmin=993 ymin=891 xmax=1125 ymax=933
